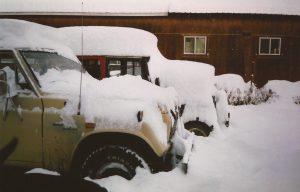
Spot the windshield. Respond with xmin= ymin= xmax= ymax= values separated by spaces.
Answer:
xmin=21 ymin=51 xmax=83 ymax=75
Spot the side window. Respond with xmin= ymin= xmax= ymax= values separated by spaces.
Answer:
xmin=82 ymin=59 xmax=100 ymax=79
xmin=0 ymin=51 xmax=17 ymax=71
xmin=184 ymin=36 xmax=207 ymax=55
xmin=127 ymin=61 xmax=142 ymax=76
xmin=107 ymin=59 xmax=121 ymax=77
xmin=0 ymin=51 xmax=30 ymax=93
xmin=259 ymin=37 xmax=281 ymax=55
xmin=106 ymin=57 xmax=146 ymax=78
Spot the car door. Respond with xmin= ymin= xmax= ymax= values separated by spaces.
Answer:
xmin=0 ymin=50 xmax=43 ymax=167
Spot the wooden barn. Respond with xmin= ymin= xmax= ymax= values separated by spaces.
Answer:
xmin=1 ymin=0 xmax=300 ymax=87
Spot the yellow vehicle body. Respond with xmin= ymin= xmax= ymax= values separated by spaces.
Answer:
xmin=0 ymin=48 xmax=174 ymax=176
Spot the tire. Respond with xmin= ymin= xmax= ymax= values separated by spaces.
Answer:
xmin=184 ymin=121 xmax=213 ymax=137
xmin=80 ymin=145 xmax=147 ymax=180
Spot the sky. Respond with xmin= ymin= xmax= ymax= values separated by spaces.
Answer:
xmin=0 ymin=0 xmax=300 ymax=16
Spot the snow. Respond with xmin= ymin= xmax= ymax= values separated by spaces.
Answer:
xmin=2 ymin=19 xmax=300 ymax=192
xmin=0 ymin=19 xmax=78 ymax=62
xmin=215 ymin=74 xmax=276 ymax=105
xmin=61 ymin=26 xmax=226 ymax=134
xmin=264 ymin=80 xmax=300 ymax=102
xmin=1 ymin=0 xmax=300 ymax=16
xmin=60 ymin=26 xmax=158 ymax=57
xmin=26 ymin=168 xmax=60 ymax=176
xmin=27 ymin=95 xmax=300 ymax=192
xmin=215 ymin=74 xmax=250 ymax=94
xmin=38 ymin=70 xmax=179 ymax=145
xmin=93 ymin=97 xmax=300 ymax=192
xmin=0 ymin=19 xmax=181 ymax=146
xmin=170 ymin=0 xmax=300 ymax=16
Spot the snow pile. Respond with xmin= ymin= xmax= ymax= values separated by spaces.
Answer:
xmin=39 ymin=69 xmax=179 ymax=145
xmin=215 ymin=74 xmax=275 ymax=105
xmin=61 ymin=26 xmax=225 ymax=132
xmin=170 ymin=0 xmax=300 ymax=16
xmin=60 ymin=26 xmax=158 ymax=57
xmin=29 ymin=85 xmax=300 ymax=192
xmin=264 ymin=80 xmax=300 ymax=104
xmin=156 ymin=59 xmax=219 ymax=128
xmin=0 ymin=19 xmax=78 ymax=62
xmin=94 ymin=96 xmax=300 ymax=192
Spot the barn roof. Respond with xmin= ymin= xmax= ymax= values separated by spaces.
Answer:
xmin=0 ymin=0 xmax=299 ymax=16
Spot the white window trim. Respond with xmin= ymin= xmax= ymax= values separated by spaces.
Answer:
xmin=184 ymin=36 xmax=207 ymax=55
xmin=259 ymin=37 xmax=281 ymax=55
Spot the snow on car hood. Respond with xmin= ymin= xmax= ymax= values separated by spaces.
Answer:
xmin=40 ymin=69 xmax=179 ymax=145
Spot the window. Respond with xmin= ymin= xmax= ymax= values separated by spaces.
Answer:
xmin=184 ymin=36 xmax=207 ymax=54
xmin=259 ymin=37 xmax=281 ymax=55
xmin=107 ymin=59 xmax=121 ymax=77
xmin=127 ymin=61 xmax=142 ymax=76
xmin=82 ymin=59 xmax=100 ymax=79
xmin=0 ymin=50 xmax=29 ymax=91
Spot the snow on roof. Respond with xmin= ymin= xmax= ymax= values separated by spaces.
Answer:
xmin=60 ymin=26 xmax=158 ymax=56
xmin=0 ymin=0 xmax=299 ymax=16
xmin=169 ymin=0 xmax=300 ymax=16
xmin=0 ymin=19 xmax=78 ymax=62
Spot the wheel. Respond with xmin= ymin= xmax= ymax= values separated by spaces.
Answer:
xmin=184 ymin=121 xmax=213 ymax=137
xmin=80 ymin=145 xmax=147 ymax=180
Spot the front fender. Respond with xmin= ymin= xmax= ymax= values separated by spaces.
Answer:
xmin=77 ymin=123 xmax=169 ymax=157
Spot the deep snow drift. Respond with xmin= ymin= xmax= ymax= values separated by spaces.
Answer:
xmin=94 ymin=90 xmax=300 ymax=192
xmin=27 ymin=79 xmax=300 ymax=192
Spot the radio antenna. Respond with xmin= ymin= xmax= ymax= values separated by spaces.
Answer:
xmin=78 ymin=0 xmax=84 ymax=115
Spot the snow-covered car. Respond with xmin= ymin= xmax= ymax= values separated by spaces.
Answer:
xmin=0 ymin=19 xmax=193 ymax=179
xmin=60 ymin=26 xmax=230 ymax=136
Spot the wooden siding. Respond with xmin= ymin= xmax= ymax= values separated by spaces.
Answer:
xmin=1 ymin=13 xmax=300 ymax=86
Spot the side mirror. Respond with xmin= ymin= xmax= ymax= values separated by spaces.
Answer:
xmin=0 ymin=70 xmax=8 ymax=97
xmin=0 ymin=69 xmax=23 ymax=121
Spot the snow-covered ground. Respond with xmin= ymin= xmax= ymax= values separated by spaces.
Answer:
xmin=94 ymin=97 xmax=300 ymax=192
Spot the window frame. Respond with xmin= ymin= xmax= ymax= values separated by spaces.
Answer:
xmin=259 ymin=37 xmax=281 ymax=56
xmin=184 ymin=36 xmax=207 ymax=55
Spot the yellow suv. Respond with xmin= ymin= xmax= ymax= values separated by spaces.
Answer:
xmin=0 ymin=48 xmax=182 ymax=180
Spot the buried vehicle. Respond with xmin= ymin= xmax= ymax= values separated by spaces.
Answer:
xmin=0 ymin=19 xmax=192 ymax=179
xmin=61 ymin=26 xmax=230 ymax=136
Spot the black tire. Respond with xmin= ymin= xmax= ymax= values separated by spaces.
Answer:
xmin=80 ymin=145 xmax=147 ymax=180
xmin=184 ymin=121 xmax=213 ymax=137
